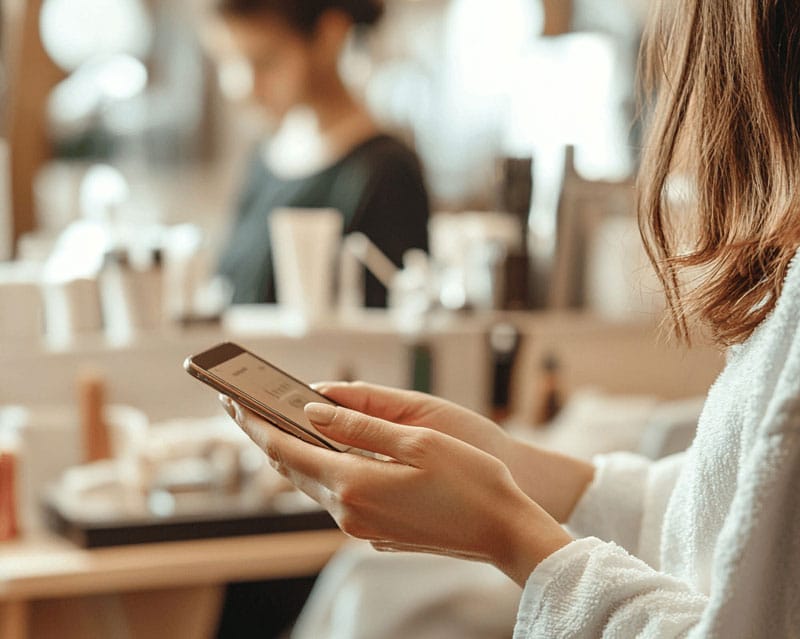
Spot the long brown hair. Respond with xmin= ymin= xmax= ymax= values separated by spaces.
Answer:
xmin=638 ymin=0 xmax=800 ymax=346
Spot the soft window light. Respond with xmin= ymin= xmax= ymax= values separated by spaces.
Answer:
xmin=40 ymin=0 xmax=153 ymax=72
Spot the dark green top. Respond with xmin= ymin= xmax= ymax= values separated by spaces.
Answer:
xmin=218 ymin=134 xmax=430 ymax=307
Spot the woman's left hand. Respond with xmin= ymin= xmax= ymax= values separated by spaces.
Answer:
xmin=220 ymin=397 xmax=573 ymax=586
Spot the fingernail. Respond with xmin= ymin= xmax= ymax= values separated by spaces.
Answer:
xmin=305 ymin=402 xmax=336 ymax=426
xmin=219 ymin=394 xmax=235 ymax=419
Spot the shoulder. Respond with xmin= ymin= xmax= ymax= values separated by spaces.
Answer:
xmin=346 ymin=134 xmax=425 ymax=179
xmin=766 ymin=249 xmax=800 ymax=436
xmin=735 ymin=247 xmax=800 ymax=438
xmin=332 ymin=134 xmax=429 ymax=215
xmin=779 ymin=247 xmax=800 ymax=306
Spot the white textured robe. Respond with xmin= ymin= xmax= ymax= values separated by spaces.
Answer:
xmin=516 ymin=251 xmax=800 ymax=637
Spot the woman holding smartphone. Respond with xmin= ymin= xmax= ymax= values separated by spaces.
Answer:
xmin=222 ymin=0 xmax=800 ymax=635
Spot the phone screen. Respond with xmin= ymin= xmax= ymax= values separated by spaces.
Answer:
xmin=206 ymin=351 xmax=334 ymax=439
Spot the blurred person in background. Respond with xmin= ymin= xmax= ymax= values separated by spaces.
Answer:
xmin=215 ymin=0 xmax=429 ymax=308
xmin=222 ymin=0 xmax=800 ymax=636
xmin=213 ymin=3 xmax=428 ymax=636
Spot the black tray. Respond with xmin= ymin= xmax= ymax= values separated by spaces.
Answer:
xmin=43 ymin=492 xmax=337 ymax=548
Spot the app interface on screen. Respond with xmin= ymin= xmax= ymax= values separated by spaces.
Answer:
xmin=209 ymin=352 xmax=332 ymax=435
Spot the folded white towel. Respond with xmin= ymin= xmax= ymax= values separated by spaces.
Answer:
xmin=515 ymin=248 xmax=800 ymax=638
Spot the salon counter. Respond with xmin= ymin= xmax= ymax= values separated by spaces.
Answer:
xmin=0 ymin=308 xmax=723 ymax=423
xmin=0 ymin=529 xmax=346 ymax=639
xmin=0 ymin=308 xmax=491 ymax=421
xmin=0 ymin=310 xmax=724 ymax=638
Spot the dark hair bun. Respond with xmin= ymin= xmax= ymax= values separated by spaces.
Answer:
xmin=341 ymin=0 xmax=384 ymax=26
xmin=218 ymin=0 xmax=384 ymax=32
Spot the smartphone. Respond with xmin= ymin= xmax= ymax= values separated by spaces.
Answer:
xmin=184 ymin=342 xmax=348 ymax=452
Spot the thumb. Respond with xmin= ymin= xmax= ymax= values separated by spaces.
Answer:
xmin=304 ymin=403 xmax=435 ymax=467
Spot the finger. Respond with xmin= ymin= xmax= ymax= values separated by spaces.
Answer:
xmin=304 ymin=403 xmax=438 ymax=467
xmin=309 ymin=381 xmax=342 ymax=392
xmin=224 ymin=399 xmax=341 ymax=484
xmin=311 ymin=381 xmax=429 ymax=422
xmin=229 ymin=402 xmax=353 ymax=508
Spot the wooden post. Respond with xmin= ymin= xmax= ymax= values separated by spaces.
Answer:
xmin=5 ymin=0 xmax=64 ymax=256
xmin=542 ymin=0 xmax=573 ymax=36
xmin=77 ymin=371 xmax=112 ymax=462
xmin=0 ymin=600 xmax=29 ymax=639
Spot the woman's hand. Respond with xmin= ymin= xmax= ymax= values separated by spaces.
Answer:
xmin=313 ymin=382 xmax=595 ymax=524
xmin=313 ymin=381 xmax=509 ymax=459
xmin=221 ymin=396 xmax=572 ymax=586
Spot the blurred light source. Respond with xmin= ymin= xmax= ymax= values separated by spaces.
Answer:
xmin=203 ymin=17 xmax=256 ymax=104
xmin=94 ymin=55 xmax=148 ymax=101
xmin=47 ymin=55 xmax=149 ymax=138
xmin=217 ymin=55 xmax=254 ymax=102
xmin=365 ymin=0 xmax=544 ymax=202
xmin=42 ymin=220 xmax=111 ymax=282
xmin=40 ymin=0 xmax=153 ymax=72
xmin=445 ymin=0 xmax=543 ymax=98
xmin=500 ymin=33 xmax=632 ymax=247
xmin=504 ymin=33 xmax=628 ymax=179
xmin=79 ymin=164 xmax=130 ymax=222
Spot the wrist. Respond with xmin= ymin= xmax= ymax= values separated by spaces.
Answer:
xmin=491 ymin=491 xmax=573 ymax=587
xmin=501 ymin=439 xmax=595 ymax=524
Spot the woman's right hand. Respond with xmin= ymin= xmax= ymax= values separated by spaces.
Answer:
xmin=223 ymin=394 xmax=573 ymax=586
xmin=313 ymin=381 xmax=595 ymax=523
xmin=313 ymin=381 xmax=509 ymax=459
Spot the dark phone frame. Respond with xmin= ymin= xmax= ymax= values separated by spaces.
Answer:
xmin=184 ymin=342 xmax=342 ymax=451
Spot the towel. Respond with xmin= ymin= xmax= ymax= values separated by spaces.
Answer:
xmin=515 ymin=248 xmax=800 ymax=638
xmin=293 ymin=541 xmax=521 ymax=639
